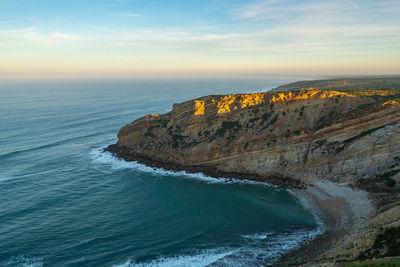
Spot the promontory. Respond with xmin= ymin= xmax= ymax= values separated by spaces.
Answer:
xmin=106 ymin=77 xmax=400 ymax=266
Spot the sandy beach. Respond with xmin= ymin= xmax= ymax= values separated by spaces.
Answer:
xmin=278 ymin=180 xmax=376 ymax=266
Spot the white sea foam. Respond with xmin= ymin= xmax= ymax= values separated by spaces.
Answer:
xmin=287 ymin=188 xmax=326 ymax=235
xmin=2 ymin=256 xmax=43 ymax=267
xmin=261 ymin=227 xmax=323 ymax=261
xmin=90 ymin=147 xmax=279 ymax=188
xmin=114 ymin=225 xmax=322 ymax=267
xmin=92 ymin=146 xmax=324 ymax=266
xmin=242 ymin=232 xmax=271 ymax=240
xmin=115 ymin=249 xmax=237 ymax=267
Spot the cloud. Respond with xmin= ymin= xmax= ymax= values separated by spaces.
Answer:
xmin=103 ymin=22 xmax=400 ymax=54
xmin=236 ymin=0 xmax=287 ymax=20
xmin=345 ymin=0 xmax=359 ymax=9
xmin=0 ymin=28 xmax=83 ymax=46
xmin=114 ymin=12 xmax=141 ymax=17
xmin=232 ymin=0 xmax=400 ymax=25
xmin=1 ymin=0 xmax=399 ymax=76
xmin=2 ymin=1 xmax=399 ymax=54
xmin=52 ymin=32 xmax=80 ymax=40
xmin=2 ymin=21 xmax=399 ymax=55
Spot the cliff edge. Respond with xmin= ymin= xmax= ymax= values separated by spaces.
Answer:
xmin=106 ymin=84 xmax=400 ymax=265
xmin=107 ymin=89 xmax=400 ymax=188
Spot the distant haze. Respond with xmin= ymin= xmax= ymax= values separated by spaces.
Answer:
xmin=1 ymin=0 xmax=400 ymax=79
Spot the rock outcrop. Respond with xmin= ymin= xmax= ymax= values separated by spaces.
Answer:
xmin=106 ymin=85 xmax=400 ymax=265
xmin=295 ymin=197 xmax=400 ymax=266
xmin=107 ymin=89 xmax=400 ymax=189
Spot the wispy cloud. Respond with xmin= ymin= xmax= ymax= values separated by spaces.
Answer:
xmin=52 ymin=32 xmax=81 ymax=40
xmin=103 ymin=22 xmax=400 ymax=54
xmin=235 ymin=0 xmax=286 ymax=20
xmin=0 ymin=28 xmax=82 ymax=45
xmin=114 ymin=12 xmax=141 ymax=17
xmin=0 ymin=0 xmax=399 ymax=77
xmin=345 ymin=0 xmax=359 ymax=9
xmin=232 ymin=0 xmax=400 ymax=25
xmin=2 ymin=21 xmax=400 ymax=54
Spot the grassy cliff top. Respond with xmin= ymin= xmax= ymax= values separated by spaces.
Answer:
xmin=273 ymin=76 xmax=400 ymax=92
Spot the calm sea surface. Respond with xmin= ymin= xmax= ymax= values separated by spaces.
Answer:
xmin=0 ymin=77 xmax=320 ymax=266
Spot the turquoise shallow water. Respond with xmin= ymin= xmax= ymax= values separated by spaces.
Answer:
xmin=0 ymin=78 xmax=320 ymax=266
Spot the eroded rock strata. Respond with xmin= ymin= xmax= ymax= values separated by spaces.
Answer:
xmin=106 ymin=87 xmax=400 ymax=265
xmin=107 ymin=89 xmax=400 ymax=187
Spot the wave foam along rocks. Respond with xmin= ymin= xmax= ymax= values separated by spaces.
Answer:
xmin=115 ymin=225 xmax=323 ymax=267
xmin=115 ymin=249 xmax=236 ymax=267
xmin=90 ymin=147 xmax=279 ymax=188
xmin=92 ymin=146 xmax=323 ymax=266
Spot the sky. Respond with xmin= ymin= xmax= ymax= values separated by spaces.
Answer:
xmin=1 ymin=0 xmax=400 ymax=79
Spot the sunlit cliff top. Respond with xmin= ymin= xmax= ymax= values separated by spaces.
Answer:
xmin=193 ymin=89 xmax=399 ymax=116
xmin=273 ymin=76 xmax=400 ymax=92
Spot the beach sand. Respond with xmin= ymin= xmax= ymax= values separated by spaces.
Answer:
xmin=277 ymin=180 xmax=375 ymax=266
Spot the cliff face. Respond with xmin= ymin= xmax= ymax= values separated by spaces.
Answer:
xmin=107 ymin=87 xmax=400 ymax=265
xmin=108 ymin=89 xmax=400 ymax=187
xmin=320 ymin=201 xmax=400 ymax=263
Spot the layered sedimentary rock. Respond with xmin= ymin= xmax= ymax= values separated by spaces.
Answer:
xmin=321 ymin=202 xmax=400 ymax=263
xmin=107 ymin=89 xmax=400 ymax=187
xmin=106 ymin=86 xmax=400 ymax=265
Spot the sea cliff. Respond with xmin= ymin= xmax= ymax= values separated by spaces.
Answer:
xmin=106 ymin=81 xmax=400 ymax=265
xmin=107 ymin=89 xmax=399 ymax=187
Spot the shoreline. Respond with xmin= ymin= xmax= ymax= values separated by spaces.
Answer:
xmin=279 ymin=180 xmax=375 ymax=266
xmin=102 ymin=148 xmax=377 ymax=266
xmin=103 ymin=82 xmax=400 ymax=265
xmin=104 ymin=144 xmax=308 ymax=189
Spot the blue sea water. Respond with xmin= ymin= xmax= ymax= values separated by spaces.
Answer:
xmin=0 ymin=77 xmax=321 ymax=267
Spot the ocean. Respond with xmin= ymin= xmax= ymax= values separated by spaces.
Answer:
xmin=0 ymin=77 xmax=321 ymax=266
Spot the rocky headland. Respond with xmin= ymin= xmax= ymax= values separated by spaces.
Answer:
xmin=106 ymin=78 xmax=400 ymax=266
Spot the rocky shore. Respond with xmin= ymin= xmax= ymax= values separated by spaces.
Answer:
xmin=282 ymin=179 xmax=400 ymax=266
xmin=105 ymin=143 xmax=307 ymax=189
xmin=281 ymin=180 xmax=375 ymax=266
xmin=106 ymin=81 xmax=400 ymax=266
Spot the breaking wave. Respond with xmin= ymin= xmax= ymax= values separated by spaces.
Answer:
xmin=90 ymin=147 xmax=279 ymax=188
xmin=115 ymin=226 xmax=323 ymax=267
xmin=2 ymin=256 xmax=43 ymax=267
xmin=91 ymin=146 xmax=324 ymax=266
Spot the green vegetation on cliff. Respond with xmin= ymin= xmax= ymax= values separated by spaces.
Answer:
xmin=273 ymin=76 xmax=400 ymax=92
xmin=347 ymin=259 xmax=400 ymax=267
xmin=109 ymin=78 xmax=400 ymax=266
